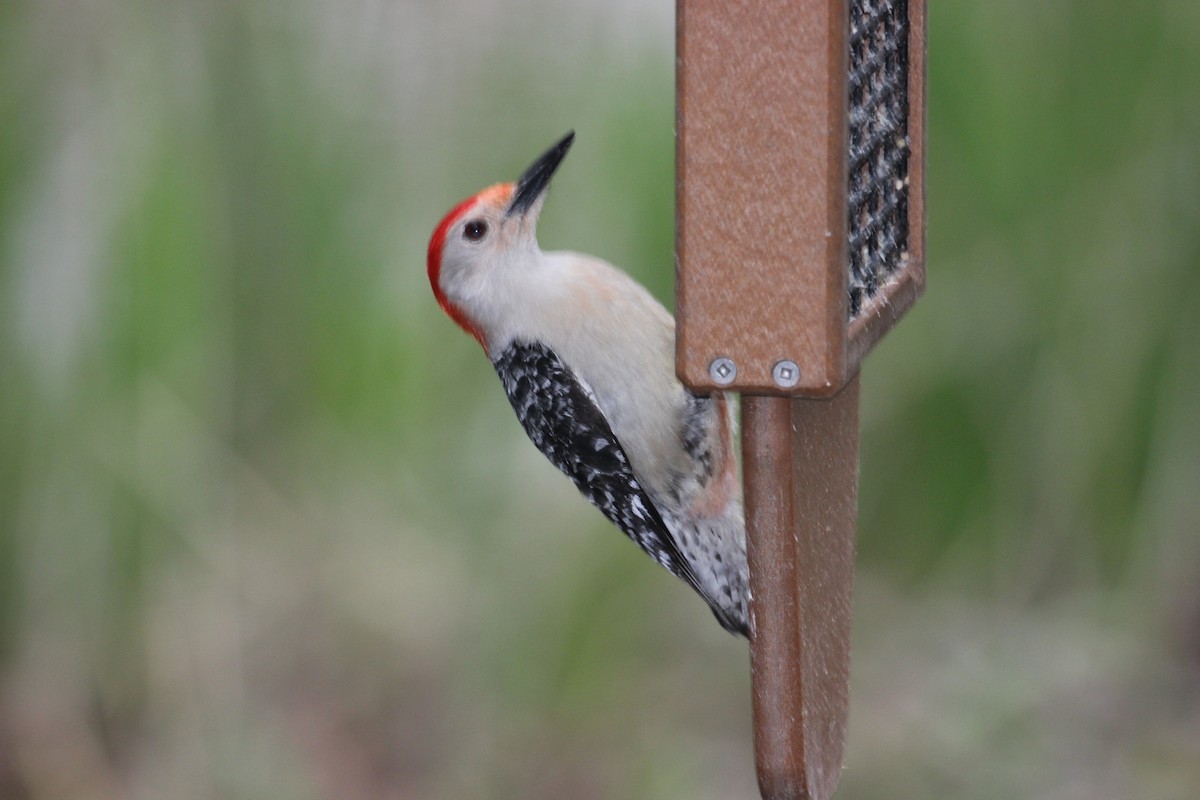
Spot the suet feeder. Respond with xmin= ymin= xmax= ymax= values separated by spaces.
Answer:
xmin=675 ymin=1 xmax=926 ymax=797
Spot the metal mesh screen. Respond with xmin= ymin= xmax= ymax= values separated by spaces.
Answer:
xmin=848 ymin=0 xmax=909 ymax=318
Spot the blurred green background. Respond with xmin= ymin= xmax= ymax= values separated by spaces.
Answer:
xmin=2 ymin=1 xmax=1198 ymax=798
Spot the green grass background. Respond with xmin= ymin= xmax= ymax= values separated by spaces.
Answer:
xmin=1 ymin=1 xmax=1197 ymax=797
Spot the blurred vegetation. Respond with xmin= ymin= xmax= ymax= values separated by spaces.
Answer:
xmin=1 ymin=1 xmax=1197 ymax=798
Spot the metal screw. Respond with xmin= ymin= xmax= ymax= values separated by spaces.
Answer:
xmin=709 ymin=357 xmax=737 ymax=386
xmin=772 ymin=360 xmax=800 ymax=389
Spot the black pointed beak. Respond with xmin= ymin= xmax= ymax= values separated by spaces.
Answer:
xmin=506 ymin=130 xmax=575 ymax=218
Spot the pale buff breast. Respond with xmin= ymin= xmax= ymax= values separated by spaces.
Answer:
xmin=516 ymin=251 xmax=691 ymax=500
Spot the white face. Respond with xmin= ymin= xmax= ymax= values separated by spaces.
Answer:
xmin=431 ymin=133 xmax=573 ymax=346
xmin=435 ymin=190 xmax=544 ymax=343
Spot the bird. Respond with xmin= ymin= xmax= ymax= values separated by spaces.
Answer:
xmin=426 ymin=131 xmax=748 ymax=636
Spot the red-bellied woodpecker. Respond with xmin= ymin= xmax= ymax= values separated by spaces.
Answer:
xmin=426 ymin=132 xmax=748 ymax=636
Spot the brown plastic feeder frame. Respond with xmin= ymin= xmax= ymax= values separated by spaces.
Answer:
xmin=675 ymin=1 xmax=926 ymax=798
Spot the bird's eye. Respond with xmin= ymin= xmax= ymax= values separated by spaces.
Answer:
xmin=462 ymin=219 xmax=488 ymax=242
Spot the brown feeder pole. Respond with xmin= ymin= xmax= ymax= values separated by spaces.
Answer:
xmin=675 ymin=1 xmax=926 ymax=798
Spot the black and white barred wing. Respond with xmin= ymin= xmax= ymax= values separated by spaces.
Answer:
xmin=492 ymin=341 xmax=701 ymax=592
